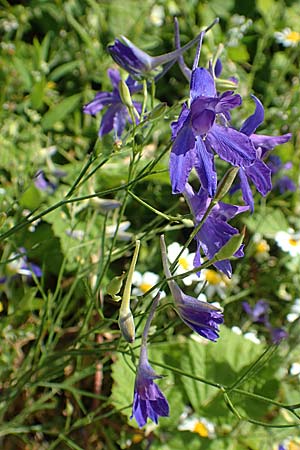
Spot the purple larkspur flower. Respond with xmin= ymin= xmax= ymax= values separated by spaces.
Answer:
xmin=243 ymin=299 xmax=288 ymax=344
xmin=242 ymin=299 xmax=269 ymax=325
xmin=131 ymin=293 xmax=169 ymax=427
xmin=83 ymin=69 xmax=142 ymax=138
xmin=34 ymin=170 xmax=57 ymax=193
xmin=170 ymin=65 xmax=256 ymax=196
xmin=184 ymin=183 xmax=248 ymax=278
xmin=267 ymin=155 xmax=296 ymax=194
xmin=235 ymin=95 xmax=292 ymax=211
xmin=107 ymin=23 xmax=218 ymax=79
xmin=131 ymin=345 xmax=169 ymax=427
xmin=270 ymin=327 xmax=288 ymax=344
xmin=275 ymin=175 xmax=296 ymax=193
xmin=160 ymin=235 xmax=223 ymax=341
xmin=6 ymin=248 xmax=42 ymax=279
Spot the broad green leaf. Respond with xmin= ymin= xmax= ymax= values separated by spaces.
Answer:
xmin=19 ymin=185 xmax=43 ymax=210
xmin=244 ymin=208 xmax=289 ymax=237
xmin=16 ymin=288 xmax=44 ymax=313
xmin=256 ymin=0 xmax=279 ymax=23
xmin=41 ymin=94 xmax=81 ymax=130
xmin=23 ymin=222 xmax=63 ymax=276
xmin=180 ymin=327 xmax=265 ymax=419
xmin=111 ymin=352 xmax=136 ymax=415
xmin=207 ymin=0 xmax=234 ymax=18
xmin=228 ymin=45 xmax=250 ymax=63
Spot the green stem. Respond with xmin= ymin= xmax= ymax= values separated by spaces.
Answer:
xmin=169 ymin=198 xmax=217 ymax=273
xmin=128 ymin=190 xmax=176 ymax=221
xmin=120 ymin=240 xmax=140 ymax=316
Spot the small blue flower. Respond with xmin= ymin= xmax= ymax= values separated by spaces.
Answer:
xmin=267 ymin=155 xmax=296 ymax=194
xmin=131 ymin=345 xmax=169 ymax=427
xmin=34 ymin=170 xmax=57 ymax=193
xmin=83 ymin=69 xmax=142 ymax=138
xmin=183 ymin=183 xmax=248 ymax=278
xmin=242 ymin=299 xmax=270 ymax=325
xmin=3 ymin=248 xmax=42 ymax=282
xmin=270 ymin=327 xmax=288 ymax=344
xmin=160 ymin=235 xmax=223 ymax=341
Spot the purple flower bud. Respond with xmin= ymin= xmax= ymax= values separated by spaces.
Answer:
xmin=270 ymin=327 xmax=288 ymax=344
xmin=108 ymin=28 xmax=216 ymax=79
xmin=160 ymin=235 xmax=223 ymax=341
xmin=34 ymin=170 xmax=56 ymax=193
xmin=242 ymin=300 xmax=270 ymax=325
xmin=131 ymin=293 xmax=169 ymax=427
xmin=131 ymin=346 xmax=169 ymax=427
xmin=214 ymin=58 xmax=223 ymax=77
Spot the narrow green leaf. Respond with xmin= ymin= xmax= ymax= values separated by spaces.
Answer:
xmin=41 ymin=94 xmax=81 ymax=130
xmin=49 ymin=61 xmax=81 ymax=82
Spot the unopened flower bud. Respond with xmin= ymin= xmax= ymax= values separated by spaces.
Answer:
xmin=214 ymin=167 xmax=239 ymax=202
xmin=215 ymin=78 xmax=238 ymax=90
xmin=118 ymin=309 xmax=135 ymax=343
xmin=118 ymin=240 xmax=141 ymax=343
xmin=214 ymin=227 xmax=245 ymax=261
xmin=119 ymin=79 xmax=133 ymax=108
xmin=147 ymin=102 xmax=167 ymax=121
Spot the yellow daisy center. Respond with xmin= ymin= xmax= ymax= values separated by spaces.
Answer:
xmin=288 ymin=442 xmax=300 ymax=450
xmin=288 ymin=238 xmax=298 ymax=247
xmin=140 ymin=282 xmax=152 ymax=293
xmin=255 ymin=241 xmax=268 ymax=253
xmin=205 ymin=269 xmax=222 ymax=285
xmin=0 ymin=301 xmax=3 ymax=313
xmin=286 ymin=31 xmax=300 ymax=43
xmin=179 ymin=256 xmax=189 ymax=271
xmin=193 ymin=421 xmax=209 ymax=437
xmin=132 ymin=433 xmax=143 ymax=444
xmin=47 ymin=81 xmax=56 ymax=89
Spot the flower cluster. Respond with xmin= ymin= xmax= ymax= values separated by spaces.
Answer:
xmin=86 ymin=16 xmax=293 ymax=429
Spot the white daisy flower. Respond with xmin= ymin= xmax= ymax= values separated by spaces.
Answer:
xmin=232 ymin=327 xmax=261 ymax=344
xmin=150 ymin=5 xmax=165 ymax=27
xmin=106 ymin=221 xmax=132 ymax=241
xmin=195 ymin=269 xmax=231 ymax=299
xmin=287 ymin=298 xmax=300 ymax=322
xmin=244 ymin=331 xmax=261 ymax=345
xmin=275 ymin=28 xmax=300 ymax=47
xmin=178 ymin=414 xmax=215 ymax=438
xmin=275 ymin=230 xmax=300 ymax=257
xmin=167 ymin=242 xmax=198 ymax=286
xmin=253 ymin=234 xmax=270 ymax=261
xmin=290 ymin=362 xmax=300 ymax=377
xmin=231 ymin=326 xmax=243 ymax=335
xmin=132 ymin=271 xmax=161 ymax=297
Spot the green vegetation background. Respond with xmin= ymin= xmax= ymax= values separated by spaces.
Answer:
xmin=0 ymin=0 xmax=299 ymax=449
